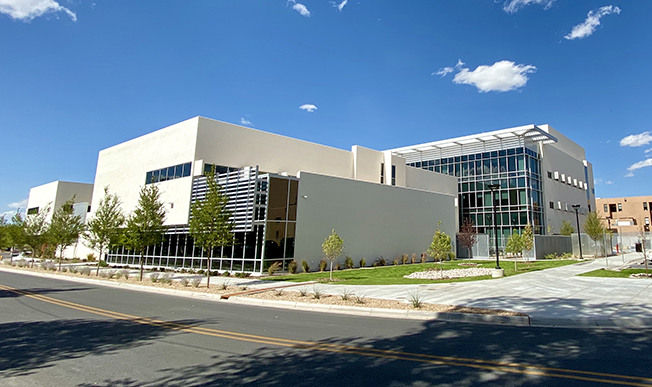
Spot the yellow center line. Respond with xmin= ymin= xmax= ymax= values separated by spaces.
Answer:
xmin=1 ymin=283 xmax=651 ymax=386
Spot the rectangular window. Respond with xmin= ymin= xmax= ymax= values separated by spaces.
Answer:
xmin=618 ymin=203 xmax=622 ymax=211
xmin=646 ymin=217 xmax=650 ymax=225
xmin=549 ymin=201 xmax=554 ymax=209
xmin=645 ymin=203 xmax=648 ymax=211
xmin=380 ymin=163 xmax=385 ymax=184
xmin=604 ymin=204 xmax=608 ymax=212
xmin=391 ymin=165 xmax=396 ymax=186
xmin=146 ymin=162 xmax=193 ymax=184
xmin=27 ymin=207 xmax=39 ymax=215
xmin=547 ymin=171 xmax=552 ymax=179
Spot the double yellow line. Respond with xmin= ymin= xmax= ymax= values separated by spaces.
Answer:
xmin=1 ymin=283 xmax=651 ymax=386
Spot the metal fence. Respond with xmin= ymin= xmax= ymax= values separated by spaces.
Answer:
xmin=457 ymin=234 xmax=573 ymax=260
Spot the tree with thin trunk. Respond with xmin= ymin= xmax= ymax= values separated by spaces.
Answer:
xmin=189 ymin=172 xmax=234 ymax=288
xmin=428 ymin=222 xmax=453 ymax=270
xmin=322 ymin=229 xmax=344 ymax=281
xmin=0 ymin=216 xmax=10 ymax=250
xmin=84 ymin=187 xmax=125 ymax=276
xmin=24 ymin=204 xmax=51 ymax=259
xmin=505 ymin=229 xmax=524 ymax=271
xmin=124 ymin=185 xmax=166 ymax=281
xmin=560 ymin=220 xmax=575 ymax=236
xmin=49 ymin=197 xmax=85 ymax=271
xmin=522 ymin=223 xmax=534 ymax=263
xmin=583 ymin=212 xmax=605 ymax=257
xmin=458 ymin=218 xmax=477 ymax=258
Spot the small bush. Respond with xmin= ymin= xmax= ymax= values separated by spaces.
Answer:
xmin=274 ymin=289 xmax=284 ymax=297
xmin=268 ymin=261 xmax=282 ymax=276
xmin=312 ymin=287 xmax=323 ymax=299
xmin=345 ymin=256 xmax=354 ymax=269
xmin=411 ymin=253 xmax=418 ymax=264
xmin=288 ymin=260 xmax=298 ymax=274
xmin=298 ymin=287 xmax=308 ymax=297
xmin=339 ymin=288 xmax=353 ymax=301
xmin=179 ymin=278 xmax=189 ymax=287
xmin=335 ymin=262 xmax=341 ymax=271
xmin=86 ymin=254 xmax=96 ymax=262
xmin=69 ymin=267 xmax=78 ymax=274
xmin=354 ymin=294 xmax=365 ymax=304
xmin=409 ymin=291 xmax=423 ymax=309
xmin=99 ymin=260 xmax=108 ymax=267
xmin=319 ymin=259 xmax=328 ymax=272
xmin=392 ymin=258 xmax=400 ymax=266
xmin=421 ymin=252 xmax=427 ymax=263
xmin=79 ymin=266 xmax=91 ymax=276
xmin=373 ymin=257 xmax=386 ymax=267
xmin=544 ymin=253 xmax=557 ymax=259
xmin=160 ymin=273 xmax=173 ymax=284
xmin=401 ymin=254 xmax=409 ymax=265
xmin=150 ymin=272 xmax=160 ymax=282
xmin=190 ymin=277 xmax=201 ymax=287
xmin=561 ymin=252 xmax=573 ymax=258
xmin=106 ymin=269 xmax=117 ymax=279
xmin=219 ymin=281 xmax=229 ymax=290
xmin=61 ymin=267 xmax=68 ymax=273
xmin=222 ymin=271 xmax=230 ymax=277
xmin=117 ymin=269 xmax=129 ymax=280
xmin=359 ymin=258 xmax=366 ymax=268
xmin=301 ymin=260 xmax=310 ymax=273
xmin=239 ymin=284 xmax=248 ymax=291
xmin=197 ymin=269 xmax=205 ymax=275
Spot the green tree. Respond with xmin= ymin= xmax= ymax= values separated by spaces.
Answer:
xmin=560 ymin=220 xmax=575 ymax=236
xmin=49 ymin=197 xmax=86 ymax=271
xmin=189 ymin=173 xmax=234 ymax=287
xmin=0 ymin=216 xmax=10 ymax=250
xmin=522 ymin=223 xmax=534 ymax=263
xmin=23 ymin=204 xmax=51 ymax=258
xmin=322 ymin=229 xmax=344 ymax=280
xmin=505 ymin=230 xmax=524 ymax=271
xmin=583 ymin=212 xmax=605 ymax=257
xmin=427 ymin=222 xmax=453 ymax=270
xmin=124 ymin=185 xmax=166 ymax=281
xmin=84 ymin=187 xmax=125 ymax=276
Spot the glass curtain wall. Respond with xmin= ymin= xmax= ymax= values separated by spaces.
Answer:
xmin=408 ymin=146 xmax=544 ymax=244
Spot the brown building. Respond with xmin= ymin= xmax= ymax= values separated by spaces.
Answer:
xmin=596 ymin=196 xmax=652 ymax=233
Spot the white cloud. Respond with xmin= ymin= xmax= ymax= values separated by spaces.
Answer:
xmin=0 ymin=0 xmax=77 ymax=21
xmin=625 ymin=172 xmax=635 ymax=178
xmin=299 ymin=104 xmax=317 ymax=112
xmin=594 ymin=178 xmax=603 ymax=185
xmin=240 ymin=117 xmax=252 ymax=126
xmin=8 ymin=199 xmax=27 ymax=209
xmin=330 ymin=0 xmax=347 ymax=12
xmin=628 ymin=158 xmax=652 ymax=171
xmin=620 ymin=132 xmax=652 ymax=147
xmin=287 ymin=0 xmax=310 ymax=17
xmin=502 ymin=0 xmax=556 ymax=14
xmin=433 ymin=67 xmax=453 ymax=77
xmin=564 ymin=6 xmax=621 ymax=40
xmin=645 ymin=148 xmax=652 ymax=154
xmin=452 ymin=60 xmax=537 ymax=93
xmin=605 ymin=180 xmax=614 ymax=185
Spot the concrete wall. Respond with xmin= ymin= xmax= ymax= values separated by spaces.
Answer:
xmin=91 ymin=118 xmax=199 ymax=226
xmin=352 ymin=145 xmax=383 ymax=183
xmin=27 ymin=181 xmax=94 ymax=222
xmin=196 ymin=117 xmax=354 ymax=179
xmin=405 ymin=166 xmax=458 ymax=196
xmin=293 ymin=171 xmax=457 ymax=270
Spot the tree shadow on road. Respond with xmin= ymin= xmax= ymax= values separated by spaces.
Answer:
xmin=0 ymin=287 xmax=94 ymax=299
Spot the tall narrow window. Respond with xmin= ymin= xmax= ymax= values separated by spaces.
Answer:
xmin=380 ymin=163 xmax=385 ymax=184
xmin=644 ymin=202 xmax=648 ymax=211
xmin=618 ymin=203 xmax=622 ymax=211
xmin=391 ymin=165 xmax=396 ymax=186
xmin=604 ymin=204 xmax=608 ymax=212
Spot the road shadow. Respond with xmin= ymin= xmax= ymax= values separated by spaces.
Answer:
xmin=0 ymin=318 xmax=204 ymax=378
xmin=75 ymin=318 xmax=652 ymax=387
xmin=0 ymin=287 xmax=94 ymax=299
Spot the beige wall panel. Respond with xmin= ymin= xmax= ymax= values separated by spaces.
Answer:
xmin=405 ymin=166 xmax=458 ymax=196
xmin=352 ymin=145 xmax=383 ymax=183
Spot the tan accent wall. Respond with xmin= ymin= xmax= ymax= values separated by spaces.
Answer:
xmin=596 ymin=196 xmax=652 ymax=233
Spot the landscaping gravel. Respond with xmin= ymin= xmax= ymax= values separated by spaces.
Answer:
xmin=404 ymin=267 xmax=493 ymax=280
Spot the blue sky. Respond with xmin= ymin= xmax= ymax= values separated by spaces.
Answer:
xmin=1 ymin=0 xmax=651 ymax=217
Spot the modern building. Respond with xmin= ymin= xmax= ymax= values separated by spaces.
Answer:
xmin=387 ymin=124 xmax=595 ymax=240
xmin=26 ymin=117 xmax=594 ymax=272
xmin=596 ymin=196 xmax=652 ymax=233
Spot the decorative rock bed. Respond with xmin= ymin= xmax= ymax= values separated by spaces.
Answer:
xmin=404 ymin=267 xmax=494 ymax=280
xmin=630 ymin=273 xmax=652 ymax=279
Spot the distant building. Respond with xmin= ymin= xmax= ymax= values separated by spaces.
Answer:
xmin=596 ymin=196 xmax=652 ymax=233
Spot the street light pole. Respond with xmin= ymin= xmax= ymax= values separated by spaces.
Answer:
xmin=488 ymin=184 xmax=501 ymax=270
xmin=572 ymin=204 xmax=582 ymax=259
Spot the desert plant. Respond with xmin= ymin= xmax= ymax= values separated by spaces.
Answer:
xmin=411 ymin=253 xmax=418 ymax=264
xmin=197 ymin=269 xmax=205 ymax=275
xmin=117 ymin=269 xmax=129 ymax=279
xmin=106 ymin=269 xmax=117 ymax=279
xmin=344 ymin=256 xmax=354 ymax=269
xmin=408 ymin=291 xmax=423 ymax=309
xmin=421 ymin=252 xmax=427 ymax=263
xmin=69 ymin=266 xmax=79 ymax=274
xmin=190 ymin=277 xmax=201 ymax=287
xmin=219 ymin=281 xmax=229 ymax=290
xmin=339 ymin=288 xmax=353 ymax=301
xmin=312 ymin=286 xmax=323 ymax=299
xmin=268 ymin=261 xmax=282 ymax=276
xmin=298 ymin=287 xmax=308 ymax=297
xmin=179 ymin=278 xmax=189 ymax=287
xmin=61 ymin=267 xmax=68 ymax=273
xmin=160 ymin=273 xmax=173 ymax=284
xmin=301 ymin=260 xmax=310 ymax=273
xmin=402 ymin=254 xmax=409 ymax=265
xmin=373 ymin=257 xmax=386 ymax=267
xmin=79 ymin=266 xmax=91 ymax=276
xmin=393 ymin=258 xmax=400 ymax=266
xmin=222 ymin=271 xmax=230 ymax=277
xmin=86 ymin=253 xmax=97 ymax=262
xmin=239 ymin=284 xmax=248 ymax=291
xmin=274 ymin=289 xmax=284 ymax=297
xmin=99 ymin=260 xmax=109 ymax=267
xmin=354 ymin=294 xmax=365 ymax=304
xmin=359 ymin=258 xmax=366 ymax=267
xmin=288 ymin=260 xmax=298 ymax=274
xmin=149 ymin=272 xmax=160 ymax=282
xmin=319 ymin=259 xmax=328 ymax=272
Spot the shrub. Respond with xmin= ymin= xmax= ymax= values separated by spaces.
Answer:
xmin=339 ymin=288 xmax=353 ymax=301
xmin=150 ymin=272 xmax=160 ymax=283
xmin=274 ymin=289 xmax=284 ymax=297
xmin=344 ymin=256 xmax=354 ymax=269
xmin=61 ymin=267 xmax=68 ymax=273
xmin=301 ymin=260 xmax=310 ymax=273
xmin=408 ymin=291 xmax=423 ymax=309
xmin=190 ymin=277 xmax=201 ymax=287
xmin=319 ymin=259 xmax=328 ymax=272
xmin=359 ymin=258 xmax=366 ymax=268
xmin=86 ymin=254 xmax=97 ymax=262
xmin=373 ymin=257 xmax=386 ymax=267
xmin=222 ymin=271 xmax=230 ymax=277
xmin=392 ymin=258 xmax=400 ymax=266
xmin=99 ymin=260 xmax=109 ymax=268
xmin=561 ymin=252 xmax=573 ymax=258
xmin=544 ymin=253 xmax=558 ymax=260
xmin=268 ymin=261 xmax=282 ymax=276
xmin=298 ymin=287 xmax=308 ymax=297
xmin=69 ymin=267 xmax=79 ymax=274
xmin=106 ymin=269 xmax=117 ymax=279
xmin=412 ymin=253 xmax=418 ymax=264
xmin=288 ymin=260 xmax=298 ymax=274
xmin=117 ymin=269 xmax=129 ymax=280
xmin=421 ymin=252 xmax=427 ymax=263
xmin=402 ymin=254 xmax=409 ymax=265
xmin=312 ymin=286 xmax=323 ymax=299
xmin=79 ymin=266 xmax=91 ymax=276
xmin=239 ymin=284 xmax=248 ymax=291
xmin=197 ymin=269 xmax=205 ymax=275
xmin=179 ymin=278 xmax=189 ymax=287
xmin=160 ymin=273 xmax=173 ymax=284
xmin=219 ymin=281 xmax=229 ymax=290
xmin=354 ymin=294 xmax=365 ymax=304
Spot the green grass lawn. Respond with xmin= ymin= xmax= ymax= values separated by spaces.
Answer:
xmin=578 ymin=268 xmax=652 ymax=278
xmin=265 ymin=259 xmax=581 ymax=285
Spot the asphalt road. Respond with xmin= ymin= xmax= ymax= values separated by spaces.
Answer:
xmin=2 ymin=270 xmax=652 ymax=387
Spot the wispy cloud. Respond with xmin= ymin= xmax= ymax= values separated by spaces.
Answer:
xmin=287 ymin=0 xmax=310 ymax=17
xmin=433 ymin=67 xmax=453 ymax=77
xmin=0 ymin=0 xmax=77 ymax=21
xmin=299 ymin=104 xmax=318 ymax=112
xmin=502 ymin=0 xmax=556 ymax=14
xmin=449 ymin=60 xmax=536 ymax=93
xmin=628 ymin=158 xmax=652 ymax=172
xmin=645 ymin=148 xmax=652 ymax=154
xmin=605 ymin=180 xmax=614 ymax=185
xmin=330 ymin=0 xmax=347 ymax=12
xmin=1 ymin=198 xmax=27 ymax=218
xmin=625 ymin=172 xmax=635 ymax=178
xmin=565 ymin=6 xmax=621 ymax=40
xmin=620 ymin=132 xmax=652 ymax=147
xmin=8 ymin=199 xmax=27 ymax=209
xmin=240 ymin=117 xmax=252 ymax=127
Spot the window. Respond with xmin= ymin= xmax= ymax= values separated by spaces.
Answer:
xmin=547 ymin=171 xmax=552 ymax=179
xmin=549 ymin=201 xmax=554 ymax=209
xmin=391 ymin=165 xmax=396 ymax=186
xmin=146 ymin=162 xmax=192 ymax=184
xmin=380 ymin=163 xmax=385 ymax=184
xmin=27 ymin=207 xmax=39 ymax=215
xmin=558 ymin=201 xmax=562 ymax=210
xmin=646 ymin=217 xmax=650 ymax=225
xmin=618 ymin=203 xmax=622 ymax=211
xmin=645 ymin=203 xmax=648 ymax=211
xmin=604 ymin=204 xmax=608 ymax=212
xmin=554 ymin=171 xmax=559 ymax=180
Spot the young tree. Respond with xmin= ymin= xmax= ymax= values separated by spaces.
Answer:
xmin=0 ymin=216 xmax=9 ymax=250
xmin=522 ymin=223 xmax=534 ymax=263
xmin=189 ymin=173 xmax=234 ymax=288
xmin=124 ymin=185 xmax=166 ymax=281
xmin=49 ymin=197 xmax=85 ymax=271
xmin=23 ymin=204 xmax=51 ymax=259
xmin=428 ymin=222 xmax=453 ymax=270
xmin=84 ymin=187 xmax=126 ymax=276
xmin=458 ymin=218 xmax=477 ymax=258
xmin=322 ymin=229 xmax=344 ymax=281
xmin=560 ymin=220 xmax=575 ymax=236
xmin=505 ymin=230 xmax=524 ymax=271
xmin=583 ymin=212 xmax=605 ymax=257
